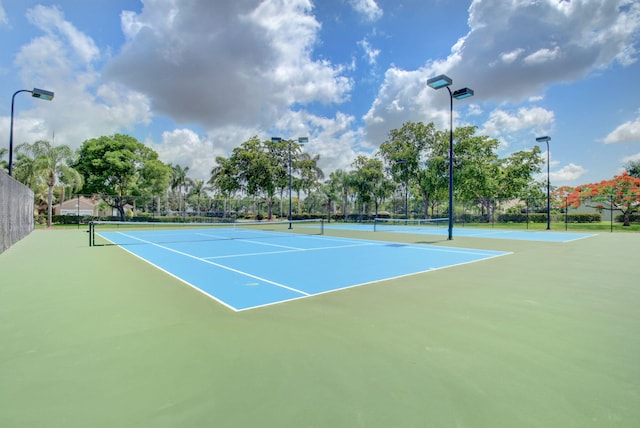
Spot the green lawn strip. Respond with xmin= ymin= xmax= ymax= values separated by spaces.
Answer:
xmin=1 ymin=229 xmax=638 ymax=427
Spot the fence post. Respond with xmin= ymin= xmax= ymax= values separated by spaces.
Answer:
xmin=610 ymin=195 xmax=613 ymax=233
xmin=565 ymin=196 xmax=568 ymax=231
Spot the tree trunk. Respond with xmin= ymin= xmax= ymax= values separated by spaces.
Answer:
xmin=47 ymin=185 xmax=54 ymax=228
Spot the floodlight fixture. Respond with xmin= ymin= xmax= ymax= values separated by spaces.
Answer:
xmin=452 ymin=88 xmax=474 ymax=99
xmin=427 ymin=75 xmax=474 ymax=240
xmin=271 ymin=135 xmax=309 ymax=228
xmin=536 ymin=136 xmax=551 ymax=143
xmin=427 ymin=74 xmax=452 ymax=89
xmin=31 ymin=88 xmax=55 ymax=101
xmin=8 ymin=87 xmax=55 ymax=176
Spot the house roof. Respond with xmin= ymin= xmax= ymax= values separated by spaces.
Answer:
xmin=54 ymin=196 xmax=98 ymax=210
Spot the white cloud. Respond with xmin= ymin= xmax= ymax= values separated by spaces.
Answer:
xmin=0 ymin=1 xmax=7 ymax=26
xmin=347 ymin=0 xmax=383 ymax=22
xmin=25 ymin=5 xmax=99 ymax=64
xmin=106 ymin=0 xmax=352 ymax=130
xmin=523 ymin=46 xmax=561 ymax=65
xmin=480 ymin=106 xmax=555 ymax=138
xmin=622 ymin=152 xmax=640 ymax=163
xmin=363 ymin=66 xmax=438 ymax=143
xmin=363 ymin=0 xmax=639 ymax=146
xmin=604 ymin=115 xmax=640 ymax=143
xmin=152 ymin=128 xmax=215 ymax=181
xmin=551 ymin=163 xmax=588 ymax=182
xmin=1 ymin=5 xmax=152 ymax=153
xmin=270 ymin=109 xmax=364 ymax=173
xmin=466 ymin=104 xmax=483 ymax=116
xmin=358 ymin=38 xmax=380 ymax=66
xmin=500 ymin=48 xmax=524 ymax=64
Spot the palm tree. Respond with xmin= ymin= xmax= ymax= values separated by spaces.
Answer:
xmin=328 ymin=169 xmax=353 ymax=221
xmin=16 ymin=140 xmax=81 ymax=227
xmin=189 ymin=179 xmax=207 ymax=216
xmin=170 ymin=164 xmax=190 ymax=215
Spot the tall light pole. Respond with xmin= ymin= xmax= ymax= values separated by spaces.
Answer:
xmin=395 ymin=159 xmax=408 ymax=220
xmin=536 ymin=135 xmax=551 ymax=230
xmin=9 ymin=88 xmax=55 ymax=176
xmin=272 ymin=136 xmax=308 ymax=229
xmin=427 ymin=74 xmax=474 ymax=240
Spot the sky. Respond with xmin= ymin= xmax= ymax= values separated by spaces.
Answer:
xmin=1 ymin=0 xmax=639 ymax=188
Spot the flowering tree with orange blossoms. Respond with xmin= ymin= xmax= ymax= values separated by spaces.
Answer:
xmin=561 ymin=173 xmax=640 ymax=226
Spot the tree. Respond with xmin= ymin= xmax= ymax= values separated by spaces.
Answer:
xmin=294 ymin=152 xmax=324 ymax=215
xmin=327 ymin=169 xmax=354 ymax=221
xmin=452 ymin=127 xmax=500 ymax=218
xmin=379 ymin=122 xmax=445 ymax=218
xmin=188 ymin=179 xmax=207 ymax=216
xmin=265 ymin=138 xmax=290 ymax=217
xmin=350 ymin=155 xmax=392 ymax=218
xmin=209 ymin=156 xmax=240 ymax=217
xmin=453 ymin=126 xmax=543 ymax=219
xmin=169 ymin=164 xmax=192 ymax=215
xmin=0 ymin=148 xmax=7 ymax=172
xmin=499 ymin=147 xmax=544 ymax=199
xmin=213 ymin=136 xmax=285 ymax=219
xmin=563 ymin=173 xmax=640 ymax=226
xmin=14 ymin=140 xmax=82 ymax=227
xmin=75 ymin=134 xmax=171 ymax=221
xmin=320 ymin=175 xmax=341 ymax=222
xmin=625 ymin=160 xmax=640 ymax=178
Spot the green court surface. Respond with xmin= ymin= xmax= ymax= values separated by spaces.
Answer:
xmin=1 ymin=228 xmax=638 ymax=427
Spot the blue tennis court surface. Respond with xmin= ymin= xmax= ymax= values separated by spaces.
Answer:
xmin=98 ymin=228 xmax=510 ymax=311
xmin=327 ymin=223 xmax=596 ymax=242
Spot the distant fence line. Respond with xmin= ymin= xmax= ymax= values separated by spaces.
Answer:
xmin=0 ymin=171 xmax=34 ymax=254
xmin=46 ymin=193 xmax=639 ymax=228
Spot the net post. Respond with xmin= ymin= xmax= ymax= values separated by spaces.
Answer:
xmin=320 ymin=218 xmax=324 ymax=235
xmin=88 ymin=221 xmax=94 ymax=247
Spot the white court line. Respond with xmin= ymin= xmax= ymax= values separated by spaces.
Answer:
xmin=230 ymin=238 xmax=304 ymax=251
xmin=205 ymin=241 xmax=378 ymax=260
xmin=114 ymin=232 xmax=311 ymax=297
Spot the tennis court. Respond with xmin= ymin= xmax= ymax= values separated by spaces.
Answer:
xmin=330 ymin=218 xmax=596 ymax=242
xmin=2 ymin=226 xmax=639 ymax=427
xmin=92 ymin=220 xmax=510 ymax=311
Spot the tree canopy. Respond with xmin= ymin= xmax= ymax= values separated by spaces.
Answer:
xmin=561 ymin=173 xmax=640 ymax=226
xmin=74 ymin=134 xmax=171 ymax=220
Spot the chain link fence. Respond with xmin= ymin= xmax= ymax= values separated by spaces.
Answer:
xmin=27 ymin=190 xmax=640 ymax=232
xmin=0 ymin=170 xmax=35 ymax=254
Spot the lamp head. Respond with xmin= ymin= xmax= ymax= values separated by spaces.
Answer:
xmin=536 ymin=136 xmax=551 ymax=143
xmin=427 ymin=74 xmax=452 ymax=90
xmin=298 ymin=137 xmax=308 ymax=144
xmin=452 ymin=88 xmax=474 ymax=99
xmin=32 ymin=88 xmax=54 ymax=101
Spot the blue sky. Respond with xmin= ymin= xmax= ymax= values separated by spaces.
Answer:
xmin=1 ymin=0 xmax=639 ymax=187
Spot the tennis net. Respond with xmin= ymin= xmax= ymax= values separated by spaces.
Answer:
xmin=89 ymin=218 xmax=324 ymax=246
xmin=373 ymin=217 xmax=448 ymax=233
